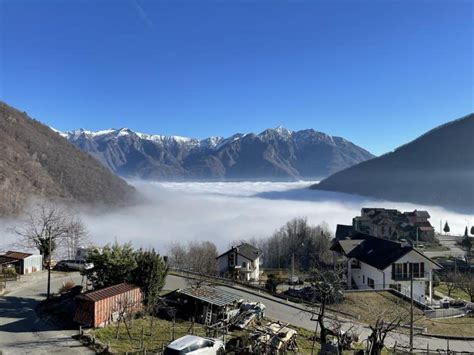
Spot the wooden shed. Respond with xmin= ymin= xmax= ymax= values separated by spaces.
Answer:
xmin=74 ymin=283 xmax=143 ymax=328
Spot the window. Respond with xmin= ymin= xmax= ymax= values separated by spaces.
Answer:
xmin=363 ymin=275 xmax=365 ymax=284
xmin=367 ymin=278 xmax=375 ymax=289
xmin=228 ymin=253 xmax=235 ymax=267
xmin=392 ymin=262 xmax=425 ymax=279
xmin=350 ymin=259 xmax=361 ymax=268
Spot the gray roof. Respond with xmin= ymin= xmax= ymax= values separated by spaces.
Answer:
xmin=338 ymin=239 xmax=364 ymax=254
xmin=178 ymin=286 xmax=242 ymax=307
xmin=217 ymin=243 xmax=262 ymax=261
xmin=332 ymin=232 xmax=442 ymax=270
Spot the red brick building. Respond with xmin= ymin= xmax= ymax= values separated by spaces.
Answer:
xmin=74 ymin=283 xmax=142 ymax=327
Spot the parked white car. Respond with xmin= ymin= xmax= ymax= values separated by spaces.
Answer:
xmin=164 ymin=335 xmax=224 ymax=355
xmin=56 ymin=259 xmax=94 ymax=271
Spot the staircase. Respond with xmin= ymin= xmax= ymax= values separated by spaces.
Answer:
xmin=204 ymin=309 xmax=213 ymax=325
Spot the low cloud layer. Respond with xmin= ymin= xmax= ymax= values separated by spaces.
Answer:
xmin=81 ymin=181 xmax=474 ymax=253
xmin=1 ymin=181 xmax=472 ymax=255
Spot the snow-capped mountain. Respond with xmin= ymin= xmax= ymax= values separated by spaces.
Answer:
xmin=61 ymin=127 xmax=375 ymax=180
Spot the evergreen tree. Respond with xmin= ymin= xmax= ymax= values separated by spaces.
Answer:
xmin=133 ymin=248 xmax=168 ymax=306
xmin=443 ymin=221 xmax=450 ymax=234
xmin=83 ymin=242 xmax=137 ymax=289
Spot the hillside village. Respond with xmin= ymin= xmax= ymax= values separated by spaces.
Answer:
xmin=1 ymin=1 xmax=472 ymax=353
xmin=1 ymin=206 xmax=473 ymax=354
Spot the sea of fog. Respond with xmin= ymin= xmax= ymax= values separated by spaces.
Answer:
xmin=1 ymin=181 xmax=472 ymax=254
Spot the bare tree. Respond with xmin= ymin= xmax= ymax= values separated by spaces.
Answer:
xmin=327 ymin=317 xmax=358 ymax=354
xmin=167 ymin=241 xmax=218 ymax=276
xmin=113 ymin=294 xmax=137 ymax=341
xmin=16 ymin=203 xmax=90 ymax=298
xmin=16 ymin=203 xmax=80 ymax=264
xmin=458 ymin=273 xmax=474 ymax=302
xmin=308 ymin=268 xmax=344 ymax=350
xmin=261 ymin=218 xmax=333 ymax=270
xmin=168 ymin=242 xmax=188 ymax=270
xmin=442 ymin=272 xmax=460 ymax=298
xmin=63 ymin=216 xmax=89 ymax=259
xmin=366 ymin=306 xmax=409 ymax=355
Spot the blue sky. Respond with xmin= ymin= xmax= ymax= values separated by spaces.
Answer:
xmin=0 ymin=0 xmax=472 ymax=155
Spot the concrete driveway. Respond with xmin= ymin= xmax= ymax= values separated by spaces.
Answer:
xmin=0 ymin=272 xmax=92 ymax=354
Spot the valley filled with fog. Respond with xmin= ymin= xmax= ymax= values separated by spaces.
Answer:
xmin=71 ymin=181 xmax=474 ymax=253
xmin=1 ymin=181 xmax=472 ymax=255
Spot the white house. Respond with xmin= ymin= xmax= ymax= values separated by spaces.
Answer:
xmin=216 ymin=243 xmax=263 ymax=282
xmin=331 ymin=231 xmax=442 ymax=305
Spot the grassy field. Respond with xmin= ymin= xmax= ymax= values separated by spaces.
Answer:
xmin=94 ymin=317 xmax=207 ymax=353
xmin=93 ymin=316 xmax=384 ymax=353
xmin=338 ymin=291 xmax=474 ymax=337
xmin=435 ymin=282 xmax=471 ymax=301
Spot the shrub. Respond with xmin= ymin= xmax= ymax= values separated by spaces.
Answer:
xmin=59 ymin=281 xmax=75 ymax=294
xmin=2 ymin=267 xmax=16 ymax=276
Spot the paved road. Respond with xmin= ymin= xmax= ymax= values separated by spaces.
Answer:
xmin=165 ymin=274 xmax=474 ymax=353
xmin=425 ymin=235 xmax=465 ymax=259
xmin=0 ymin=272 xmax=91 ymax=355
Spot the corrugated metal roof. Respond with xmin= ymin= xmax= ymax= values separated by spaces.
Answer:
xmin=178 ymin=286 xmax=242 ymax=307
xmin=77 ymin=283 xmax=140 ymax=302
xmin=4 ymin=251 xmax=33 ymax=260
xmin=0 ymin=255 xmax=18 ymax=265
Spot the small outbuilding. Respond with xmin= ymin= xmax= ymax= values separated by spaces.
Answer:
xmin=74 ymin=283 xmax=143 ymax=328
xmin=165 ymin=285 xmax=243 ymax=325
xmin=1 ymin=251 xmax=42 ymax=274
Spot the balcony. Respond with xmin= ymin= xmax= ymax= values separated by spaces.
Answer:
xmin=392 ymin=272 xmax=429 ymax=281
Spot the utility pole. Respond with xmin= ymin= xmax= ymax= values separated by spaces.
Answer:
xmin=291 ymin=253 xmax=295 ymax=285
xmin=409 ymin=266 xmax=414 ymax=352
xmin=47 ymin=226 xmax=52 ymax=299
xmin=416 ymin=227 xmax=419 ymax=248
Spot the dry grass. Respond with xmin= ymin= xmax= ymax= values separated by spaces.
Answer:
xmin=435 ymin=282 xmax=471 ymax=301
xmin=338 ymin=291 xmax=474 ymax=337
xmin=94 ymin=317 xmax=207 ymax=353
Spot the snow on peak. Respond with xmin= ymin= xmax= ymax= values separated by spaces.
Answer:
xmin=258 ymin=126 xmax=293 ymax=139
xmin=274 ymin=126 xmax=293 ymax=135
xmin=199 ymin=136 xmax=224 ymax=148
xmin=50 ymin=127 xmax=68 ymax=138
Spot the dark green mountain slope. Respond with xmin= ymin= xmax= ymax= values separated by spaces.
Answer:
xmin=313 ymin=114 xmax=474 ymax=212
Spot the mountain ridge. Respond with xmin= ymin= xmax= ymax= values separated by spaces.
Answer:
xmin=0 ymin=102 xmax=136 ymax=216
xmin=62 ymin=126 xmax=375 ymax=181
xmin=313 ymin=113 xmax=474 ymax=211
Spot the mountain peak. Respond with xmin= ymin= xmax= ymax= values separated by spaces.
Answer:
xmin=258 ymin=126 xmax=293 ymax=138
